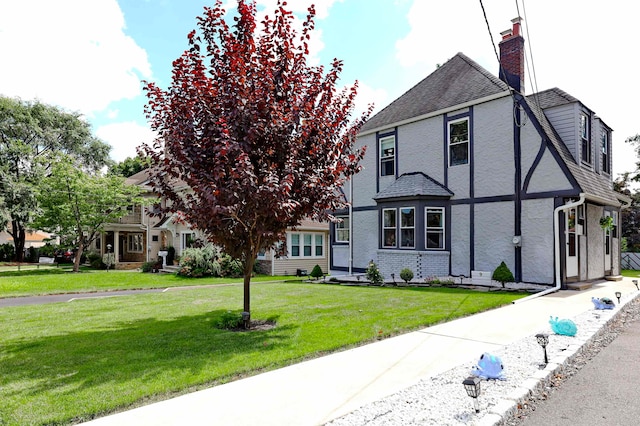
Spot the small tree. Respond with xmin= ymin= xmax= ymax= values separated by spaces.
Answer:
xmin=365 ymin=260 xmax=384 ymax=285
xmin=141 ymin=0 xmax=370 ymax=328
xmin=400 ymin=268 xmax=414 ymax=284
xmin=310 ymin=264 xmax=323 ymax=279
xmin=492 ymin=261 xmax=515 ymax=288
xmin=32 ymin=155 xmax=142 ymax=272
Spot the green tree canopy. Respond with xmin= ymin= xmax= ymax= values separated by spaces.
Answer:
xmin=109 ymin=155 xmax=151 ymax=178
xmin=0 ymin=96 xmax=112 ymax=260
xmin=32 ymin=155 xmax=142 ymax=272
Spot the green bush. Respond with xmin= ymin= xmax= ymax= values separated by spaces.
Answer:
xmin=177 ymin=244 xmax=220 ymax=277
xmin=365 ymin=260 xmax=384 ymax=285
xmin=219 ymin=254 xmax=243 ymax=278
xmin=141 ymin=261 xmax=162 ymax=273
xmin=86 ymin=251 xmax=105 ymax=269
xmin=310 ymin=264 xmax=323 ymax=279
xmin=399 ymin=268 xmax=414 ymax=283
xmin=25 ymin=247 xmax=39 ymax=263
xmin=38 ymin=243 xmax=56 ymax=258
xmin=215 ymin=310 xmax=243 ymax=330
xmin=492 ymin=261 xmax=515 ymax=288
xmin=0 ymin=243 xmax=15 ymax=262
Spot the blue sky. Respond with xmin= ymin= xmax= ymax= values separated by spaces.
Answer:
xmin=1 ymin=0 xmax=638 ymax=177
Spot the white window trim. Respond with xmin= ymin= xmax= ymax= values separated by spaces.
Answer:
xmin=181 ymin=232 xmax=196 ymax=251
xmin=448 ymin=118 xmax=469 ymax=166
xmin=601 ymin=129 xmax=610 ymax=174
xmin=425 ymin=207 xmax=445 ymax=250
xmin=379 ymin=135 xmax=395 ymax=177
xmin=335 ymin=216 xmax=349 ymax=243
xmin=382 ymin=208 xmax=397 ymax=248
xmin=399 ymin=207 xmax=415 ymax=249
xmin=580 ymin=113 xmax=591 ymax=164
xmin=128 ymin=233 xmax=144 ymax=253
xmin=288 ymin=232 xmax=325 ymax=258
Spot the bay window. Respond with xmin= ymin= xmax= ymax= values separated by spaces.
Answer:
xmin=426 ymin=207 xmax=445 ymax=249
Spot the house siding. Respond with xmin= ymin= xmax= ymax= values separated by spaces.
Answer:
xmin=543 ymin=104 xmax=578 ymax=162
xmin=521 ymin=198 xmax=554 ymax=284
xmin=353 ymin=133 xmax=378 ymax=209
xmin=331 ymin=245 xmax=349 ymax=269
xmin=398 ymin=118 xmax=444 ymax=183
xmin=273 ymin=257 xmax=328 ymax=276
xmin=352 ymin=210 xmax=378 ymax=269
xmin=450 ymin=204 xmax=470 ymax=276
xmin=526 ymin=149 xmax=573 ymax=193
xmin=473 ymin=97 xmax=513 ymax=198
xmin=474 ymin=201 xmax=515 ymax=274
xmin=376 ymin=249 xmax=449 ymax=280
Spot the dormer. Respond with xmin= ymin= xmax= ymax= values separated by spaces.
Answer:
xmin=530 ymin=87 xmax=612 ymax=179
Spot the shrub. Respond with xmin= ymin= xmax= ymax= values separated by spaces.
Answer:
xmin=39 ymin=243 xmax=56 ymax=258
xmin=492 ymin=261 xmax=515 ymax=288
xmin=399 ymin=268 xmax=414 ymax=284
xmin=215 ymin=310 xmax=243 ymax=330
xmin=166 ymin=246 xmax=176 ymax=265
xmin=86 ymin=251 xmax=105 ymax=269
xmin=219 ymin=254 xmax=243 ymax=278
xmin=0 ymin=243 xmax=15 ymax=262
xmin=25 ymin=247 xmax=39 ymax=263
xmin=310 ymin=264 xmax=323 ymax=279
xmin=365 ymin=260 xmax=384 ymax=285
xmin=178 ymin=244 xmax=220 ymax=277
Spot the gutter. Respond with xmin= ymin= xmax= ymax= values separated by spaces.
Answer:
xmin=514 ymin=193 xmax=586 ymax=304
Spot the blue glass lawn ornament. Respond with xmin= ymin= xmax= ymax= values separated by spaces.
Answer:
xmin=591 ymin=297 xmax=615 ymax=310
xmin=471 ymin=352 xmax=506 ymax=380
xmin=549 ymin=316 xmax=577 ymax=336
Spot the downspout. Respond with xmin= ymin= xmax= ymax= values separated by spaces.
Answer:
xmin=514 ymin=193 xmax=586 ymax=304
xmin=349 ymin=178 xmax=353 ymax=275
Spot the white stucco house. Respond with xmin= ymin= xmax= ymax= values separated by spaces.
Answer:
xmin=330 ymin=18 xmax=628 ymax=288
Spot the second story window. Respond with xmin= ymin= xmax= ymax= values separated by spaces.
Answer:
xmin=580 ymin=113 xmax=591 ymax=164
xmin=335 ymin=216 xmax=349 ymax=243
xmin=379 ymin=135 xmax=395 ymax=176
xmin=601 ymin=129 xmax=610 ymax=174
xmin=449 ymin=118 xmax=469 ymax=166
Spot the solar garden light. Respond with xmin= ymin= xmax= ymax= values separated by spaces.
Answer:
xmin=535 ymin=333 xmax=549 ymax=366
xmin=615 ymin=291 xmax=622 ymax=304
xmin=390 ymin=273 xmax=396 ymax=284
xmin=462 ymin=376 xmax=481 ymax=413
xmin=634 ymin=280 xmax=639 ymax=291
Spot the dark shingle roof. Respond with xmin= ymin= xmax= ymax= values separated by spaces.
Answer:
xmin=373 ymin=172 xmax=453 ymax=201
xmin=361 ymin=53 xmax=509 ymax=133
xmin=528 ymin=87 xmax=580 ymax=110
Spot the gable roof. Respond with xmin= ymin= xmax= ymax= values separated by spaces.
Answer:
xmin=361 ymin=53 xmax=510 ymax=133
xmin=373 ymin=172 xmax=453 ymax=201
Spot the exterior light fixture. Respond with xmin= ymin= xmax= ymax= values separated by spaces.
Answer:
xmin=634 ymin=280 xmax=639 ymax=291
xmin=615 ymin=291 xmax=622 ymax=304
xmin=535 ymin=333 xmax=549 ymax=365
xmin=462 ymin=376 xmax=481 ymax=413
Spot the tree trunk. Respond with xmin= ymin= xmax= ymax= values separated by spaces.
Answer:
xmin=11 ymin=221 xmax=26 ymax=262
xmin=242 ymin=255 xmax=256 ymax=329
xmin=73 ymin=241 xmax=84 ymax=273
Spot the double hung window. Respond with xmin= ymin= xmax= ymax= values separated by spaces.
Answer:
xmin=382 ymin=208 xmax=397 ymax=248
xmin=128 ymin=233 xmax=144 ymax=253
xmin=335 ymin=216 xmax=349 ymax=243
xmin=601 ymin=129 xmax=610 ymax=174
xmin=425 ymin=207 xmax=445 ymax=249
xmin=400 ymin=207 xmax=415 ymax=248
xmin=289 ymin=232 xmax=324 ymax=257
xmin=580 ymin=114 xmax=591 ymax=164
xmin=379 ymin=136 xmax=395 ymax=176
xmin=449 ymin=119 xmax=469 ymax=166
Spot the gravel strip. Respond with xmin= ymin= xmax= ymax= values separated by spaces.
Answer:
xmin=327 ymin=292 xmax=640 ymax=426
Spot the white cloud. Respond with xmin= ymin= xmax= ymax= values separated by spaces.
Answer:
xmin=0 ymin=0 xmax=152 ymax=115
xmin=95 ymin=121 xmax=156 ymax=162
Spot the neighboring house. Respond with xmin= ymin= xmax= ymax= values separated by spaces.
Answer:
xmin=0 ymin=231 xmax=58 ymax=249
xmin=330 ymin=18 xmax=627 ymax=287
xmin=96 ymin=169 xmax=330 ymax=275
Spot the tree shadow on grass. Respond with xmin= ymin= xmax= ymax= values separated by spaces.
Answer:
xmin=0 ymin=310 xmax=293 ymax=424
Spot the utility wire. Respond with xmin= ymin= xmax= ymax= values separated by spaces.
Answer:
xmin=516 ymin=0 xmax=542 ymax=112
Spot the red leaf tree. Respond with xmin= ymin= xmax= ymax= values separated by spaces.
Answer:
xmin=141 ymin=0 xmax=370 ymax=327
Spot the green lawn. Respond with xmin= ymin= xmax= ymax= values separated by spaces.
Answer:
xmin=622 ymin=269 xmax=640 ymax=278
xmin=0 ymin=280 xmax=525 ymax=425
xmin=0 ymin=267 xmax=302 ymax=298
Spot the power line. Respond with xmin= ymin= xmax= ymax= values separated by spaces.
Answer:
xmin=516 ymin=0 xmax=542 ymax=110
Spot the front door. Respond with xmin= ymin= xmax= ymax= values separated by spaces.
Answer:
xmin=566 ymin=208 xmax=578 ymax=278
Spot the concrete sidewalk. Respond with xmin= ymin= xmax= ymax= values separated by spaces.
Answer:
xmin=82 ymin=279 xmax=637 ymax=426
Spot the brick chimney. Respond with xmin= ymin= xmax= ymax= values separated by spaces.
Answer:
xmin=499 ymin=17 xmax=525 ymax=93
